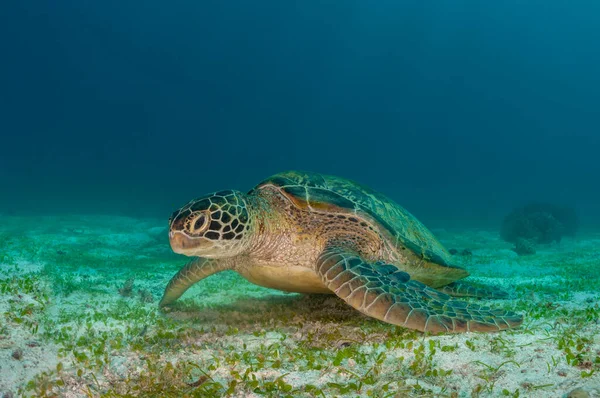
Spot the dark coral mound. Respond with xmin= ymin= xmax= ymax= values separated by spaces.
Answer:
xmin=501 ymin=203 xmax=578 ymax=244
xmin=513 ymin=237 xmax=536 ymax=256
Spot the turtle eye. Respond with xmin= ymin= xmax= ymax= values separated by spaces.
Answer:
xmin=190 ymin=212 xmax=209 ymax=233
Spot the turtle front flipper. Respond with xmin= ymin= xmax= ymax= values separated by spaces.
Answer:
xmin=316 ymin=247 xmax=522 ymax=334
xmin=439 ymin=281 xmax=510 ymax=299
xmin=159 ymin=257 xmax=233 ymax=307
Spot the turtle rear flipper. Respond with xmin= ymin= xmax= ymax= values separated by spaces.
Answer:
xmin=316 ymin=247 xmax=523 ymax=334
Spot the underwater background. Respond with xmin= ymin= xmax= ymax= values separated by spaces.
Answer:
xmin=1 ymin=0 xmax=599 ymax=228
xmin=1 ymin=1 xmax=599 ymax=397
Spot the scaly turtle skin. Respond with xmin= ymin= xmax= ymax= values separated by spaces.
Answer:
xmin=161 ymin=171 xmax=522 ymax=334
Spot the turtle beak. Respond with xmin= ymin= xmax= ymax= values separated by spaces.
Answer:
xmin=169 ymin=231 xmax=194 ymax=255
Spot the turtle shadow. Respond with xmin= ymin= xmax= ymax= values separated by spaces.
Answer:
xmin=160 ymin=293 xmax=367 ymax=327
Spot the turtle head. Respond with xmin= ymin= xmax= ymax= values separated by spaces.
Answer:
xmin=168 ymin=190 xmax=253 ymax=258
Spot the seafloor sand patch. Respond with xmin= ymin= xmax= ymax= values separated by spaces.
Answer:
xmin=0 ymin=216 xmax=598 ymax=397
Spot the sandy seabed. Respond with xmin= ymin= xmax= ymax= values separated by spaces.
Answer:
xmin=0 ymin=215 xmax=598 ymax=397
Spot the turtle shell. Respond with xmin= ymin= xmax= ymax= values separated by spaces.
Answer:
xmin=252 ymin=171 xmax=458 ymax=269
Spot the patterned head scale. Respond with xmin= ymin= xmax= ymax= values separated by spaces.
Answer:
xmin=169 ymin=190 xmax=252 ymax=257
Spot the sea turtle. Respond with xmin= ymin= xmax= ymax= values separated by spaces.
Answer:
xmin=160 ymin=171 xmax=522 ymax=334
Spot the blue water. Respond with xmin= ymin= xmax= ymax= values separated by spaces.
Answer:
xmin=1 ymin=1 xmax=599 ymax=228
